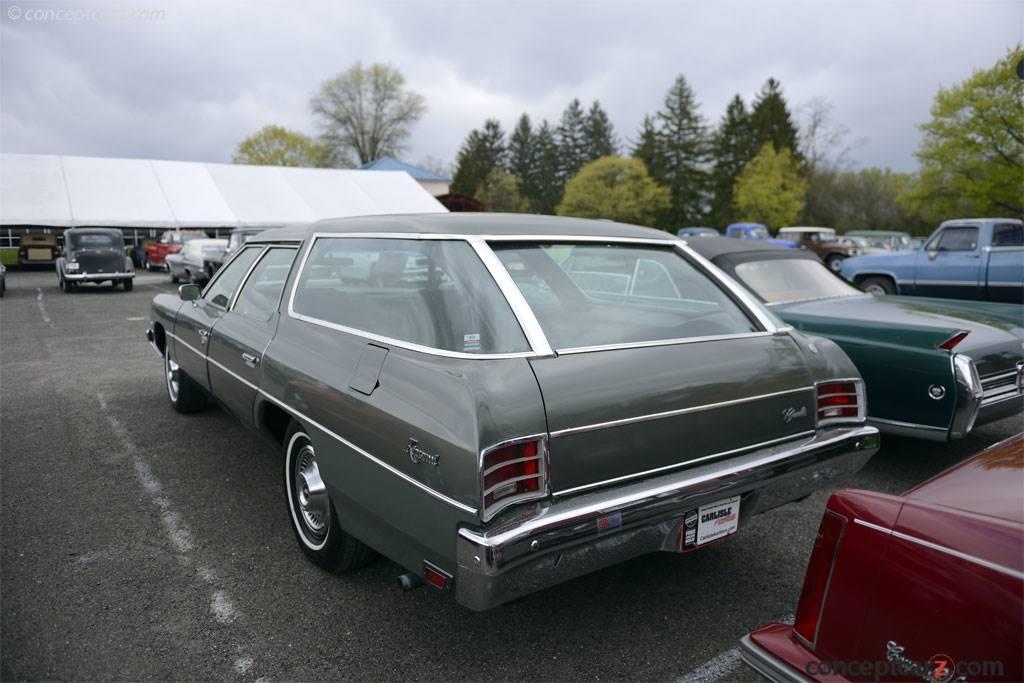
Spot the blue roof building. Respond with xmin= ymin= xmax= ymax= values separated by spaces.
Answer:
xmin=360 ymin=157 xmax=451 ymax=196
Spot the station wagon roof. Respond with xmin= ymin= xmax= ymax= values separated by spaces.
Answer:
xmin=249 ymin=213 xmax=679 ymax=244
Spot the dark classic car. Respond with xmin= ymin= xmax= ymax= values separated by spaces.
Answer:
xmin=689 ymin=237 xmax=1024 ymax=442
xmin=741 ymin=433 xmax=1024 ymax=682
xmin=147 ymin=214 xmax=879 ymax=610
xmin=57 ymin=228 xmax=135 ymax=292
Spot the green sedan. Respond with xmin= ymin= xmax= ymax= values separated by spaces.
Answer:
xmin=690 ymin=237 xmax=1024 ymax=442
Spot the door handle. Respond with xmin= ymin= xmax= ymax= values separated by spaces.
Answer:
xmin=197 ymin=329 xmax=209 ymax=345
xmin=241 ymin=352 xmax=260 ymax=368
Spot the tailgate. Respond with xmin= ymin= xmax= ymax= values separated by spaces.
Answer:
xmin=531 ymin=334 xmax=816 ymax=495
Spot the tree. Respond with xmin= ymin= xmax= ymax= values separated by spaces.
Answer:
xmin=556 ymin=99 xmax=589 ymax=182
xmin=508 ymin=114 xmax=539 ymax=205
xmin=750 ymin=78 xmax=802 ymax=162
xmin=451 ymin=119 xmax=507 ymax=195
xmin=656 ymin=74 xmax=711 ymax=227
xmin=631 ymin=114 xmax=666 ymax=180
xmin=708 ymin=95 xmax=756 ymax=226
xmin=310 ymin=62 xmax=426 ymax=166
xmin=476 ymin=168 xmax=530 ymax=213
xmin=796 ymin=97 xmax=863 ymax=226
xmin=232 ymin=125 xmax=330 ymax=167
xmin=583 ymin=100 xmax=618 ymax=161
xmin=531 ymin=121 xmax=563 ymax=214
xmin=556 ymin=156 xmax=670 ymax=227
xmin=733 ymin=143 xmax=808 ymax=227
xmin=907 ymin=46 xmax=1024 ymax=218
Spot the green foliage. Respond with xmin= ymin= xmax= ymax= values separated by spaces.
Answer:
xmin=556 ymin=99 xmax=589 ymax=182
xmin=751 ymin=78 xmax=802 ymax=162
xmin=531 ymin=121 xmax=563 ymax=214
xmin=655 ymin=75 xmax=711 ymax=227
xmin=907 ymin=46 xmax=1024 ymax=219
xmin=801 ymin=168 xmax=930 ymax=232
xmin=232 ymin=125 xmax=331 ymax=167
xmin=310 ymin=62 xmax=426 ymax=166
xmin=508 ymin=114 xmax=538 ymax=200
xmin=709 ymin=95 xmax=756 ymax=225
xmin=451 ymin=119 xmax=507 ymax=195
xmin=583 ymin=100 xmax=619 ymax=160
xmin=557 ymin=156 xmax=669 ymax=226
xmin=631 ymin=114 xmax=666 ymax=180
xmin=475 ymin=168 xmax=529 ymax=213
xmin=733 ymin=144 xmax=807 ymax=227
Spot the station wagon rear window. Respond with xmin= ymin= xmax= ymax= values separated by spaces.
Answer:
xmin=492 ymin=243 xmax=758 ymax=350
xmin=292 ymin=238 xmax=530 ymax=355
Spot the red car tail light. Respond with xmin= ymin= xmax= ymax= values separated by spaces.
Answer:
xmin=937 ymin=330 xmax=970 ymax=350
xmin=794 ymin=510 xmax=846 ymax=646
xmin=816 ymin=380 xmax=865 ymax=425
xmin=480 ymin=436 xmax=547 ymax=521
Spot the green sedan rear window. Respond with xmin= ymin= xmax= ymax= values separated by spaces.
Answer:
xmin=292 ymin=238 xmax=530 ymax=355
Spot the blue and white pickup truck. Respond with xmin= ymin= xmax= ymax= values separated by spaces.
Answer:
xmin=841 ymin=218 xmax=1023 ymax=303
xmin=725 ymin=223 xmax=798 ymax=248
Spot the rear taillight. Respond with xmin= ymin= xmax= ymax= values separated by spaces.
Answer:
xmin=794 ymin=510 xmax=846 ymax=646
xmin=816 ymin=379 xmax=865 ymax=425
xmin=937 ymin=330 xmax=969 ymax=350
xmin=480 ymin=436 xmax=547 ymax=521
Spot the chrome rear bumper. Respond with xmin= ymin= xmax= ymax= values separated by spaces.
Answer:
xmin=455 ymin=424 xmax=879 ymax=611
xmin=64 ymin=271 xmax=134 ymax=281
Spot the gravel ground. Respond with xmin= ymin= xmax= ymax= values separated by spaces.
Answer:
xmin=1 ymin=268 xmax=1019 ymax=682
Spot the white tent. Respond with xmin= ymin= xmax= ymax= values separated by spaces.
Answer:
xmin=0 ymin=153 xmax=446 ymax=229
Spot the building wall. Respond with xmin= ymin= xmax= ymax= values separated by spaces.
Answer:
xmin=417 ymin=180 xmax=450 ymax=197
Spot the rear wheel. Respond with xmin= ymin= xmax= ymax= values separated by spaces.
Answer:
xmin=825 ymin=254 xmax=844 ymax=273
xmin=284 ymin=423 xmax=376 ymax=572
xmin=860 ymin=275 xmax=896 ymax=295
xmin=164 ymin=352 xmax=208 ymax=413
xmin=170 ymin=272 xmax=179 ymax=284
xmin=123 ymin=279 xmax=134 ymax=291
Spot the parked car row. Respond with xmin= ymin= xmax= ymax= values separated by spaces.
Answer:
xmin=147 ymin=213 xmax=1022 ymax=624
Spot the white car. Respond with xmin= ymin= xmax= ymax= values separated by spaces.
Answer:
xmin=165 ymin=238 xmax=227 ymax=285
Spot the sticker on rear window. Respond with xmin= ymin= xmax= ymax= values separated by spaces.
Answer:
xmin=463 ymin=333 xmax=481 ymax=352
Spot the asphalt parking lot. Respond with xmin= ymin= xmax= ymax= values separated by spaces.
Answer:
xmin=1 ymin=268 xmax=1020 ymax=682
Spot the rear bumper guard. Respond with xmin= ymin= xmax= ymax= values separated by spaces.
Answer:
xmin=455 ymin=424 xmax=879 ymax=611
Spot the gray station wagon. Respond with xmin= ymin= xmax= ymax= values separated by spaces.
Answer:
xmin=147 ymin=214 xmax=879 ymax=610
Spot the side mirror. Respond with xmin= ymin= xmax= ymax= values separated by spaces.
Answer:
xmin=927 ymin=249 xmax=939 ymax=261
xmin=178 ymin=284 xmax=201 ymax=301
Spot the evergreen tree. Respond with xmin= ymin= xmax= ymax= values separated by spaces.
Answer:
xmin=556 ymin=99 xmax=588 ymax=182
xmin=451 ymin=119 xmax=507 ymax=195
xmin=507 ymin=113 xmax=539 ymax=207
xmin=708 ymin=95 xmax=756 ymax=226
xmin=656 ymin=75 xmax=711 ymax=227
xmin=750 ymin=78 xmax=802 ymax=162
xmin=630 ymin=114 xmax=667 ymax=181
xmin=532 ymin=121 xmax=563 ymax=214
xmin=582 ymin=100 xmax=618 ymax=161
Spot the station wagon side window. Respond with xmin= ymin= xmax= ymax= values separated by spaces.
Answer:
xmin=232 ymin=248 xmax=297 ymax=321
xmin=203 ymin=246 xmax=261 ymax=308
xmin=931 ymin=226 xmax=978 ymax=252
xmin=993 ymin=223 xmax=1023 ymax=247
xmin=291 ymin=238 xmax=530 ymax=354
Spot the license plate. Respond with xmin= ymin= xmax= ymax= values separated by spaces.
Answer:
xmin=680 ymin=496 xmax=741 ymax=552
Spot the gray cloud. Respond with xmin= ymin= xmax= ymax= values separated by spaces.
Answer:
xmin=1 ymin=0 xmax=1020 ymax=172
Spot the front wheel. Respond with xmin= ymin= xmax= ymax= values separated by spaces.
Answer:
xmin=860 ymin=275 xmax=896 ymax=295
xmin=284 ymin=424 xmax=376 ymax=572
xmin=825 ymin=254 xmax=844 ymax=273
xmin=164 ymin=352 xmax=208 ymax=413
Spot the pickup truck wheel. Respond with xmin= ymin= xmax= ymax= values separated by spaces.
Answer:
xmin=825 ymin=254 xmax=844 ymax=272
xmin=860 ymin=275 xmax=896 ymax=295
xmin=165 ymin=353 xmax=208 ymax=413
xmin=123 ymin=279 xmax=134 ymax=291
xmin=284 ymin=424 xmax=376 ymax=572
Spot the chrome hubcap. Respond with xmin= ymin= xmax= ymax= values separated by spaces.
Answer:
xmin=165 ymin=356 xmax=180 ymax=402
xmin=829 ymin=259 xmax=843 ymax=272
xmin=865 ymin=284 xmax=884 ymax=295
xmin=294 ymin=445 xmax=329 ymax=538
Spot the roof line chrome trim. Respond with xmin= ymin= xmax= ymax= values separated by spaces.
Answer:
xmin=553 ymin=429 xmax=817 ymax=497
xmin=853 ymin=518 xmax=1024 ymax=581
xmin=165 ymin=332 xmax=478 ymax=515
xmin=555 ymin=331 xmax=772 ymax=355
xmin=549 ymin=386 xmax=815 ymax=439
xmin=468 ymin=239 xmax=554 ymax=357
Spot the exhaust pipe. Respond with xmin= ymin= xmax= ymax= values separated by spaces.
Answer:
xmin=397 ymin=573 xmax=423 ymax=591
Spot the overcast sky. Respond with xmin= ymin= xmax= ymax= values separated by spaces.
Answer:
xmin=1 ymin=0 xmax=1020 ymax=173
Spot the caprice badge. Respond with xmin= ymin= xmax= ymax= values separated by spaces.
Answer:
xmin=406 ymin=438 xmax=440 ymax=467
xmin=782 ymin=406 xmax=808 ymax=423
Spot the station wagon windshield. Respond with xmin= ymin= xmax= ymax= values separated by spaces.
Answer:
xmin=492 ymin=243 xmax=758 ymax=350
xmin=733 ymin=258 xmax=863 ymax=304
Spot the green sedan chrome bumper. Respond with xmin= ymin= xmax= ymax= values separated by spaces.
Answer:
xmin=455 ymin=424 xmax=879 ymax=611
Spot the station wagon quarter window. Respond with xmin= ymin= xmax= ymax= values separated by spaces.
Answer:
xmin=291 ymin=237 xmax=530 ymax=355
xmin=232 ymin=247 xmax=297 ymax=321
xmin=203 ymin=246 xmax=261 ymax=309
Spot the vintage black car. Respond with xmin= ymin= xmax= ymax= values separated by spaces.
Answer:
xmin=148 ymin=214 xmax=879 ymax=610
xmin=57 ymin=228 xmax=135 ymax=292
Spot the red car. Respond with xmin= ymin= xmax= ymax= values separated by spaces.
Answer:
xmin=742 ymin=433 xmax=1023 ymax=682
xmin=144 ymin=230 xmax=206 ymax=270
